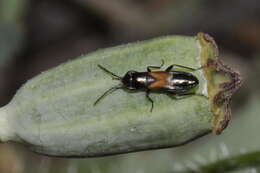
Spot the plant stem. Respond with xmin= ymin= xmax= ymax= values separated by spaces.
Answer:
xmin=178 ymin=151 xmax=260 ymax=173
xmin=0 ymin=106 xmax=15 ymax=142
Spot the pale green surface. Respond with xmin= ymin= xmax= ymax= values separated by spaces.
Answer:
xmin=0 ymin=35 xmax=213 ymax=157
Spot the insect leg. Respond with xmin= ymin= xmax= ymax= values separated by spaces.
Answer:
xmin=167 ymin=91 xmax=196 ymax=99
xmin=165 ymin=64 xmax=203 ymax=72
xmin=147 ymin=59 xmax=164 ymax=72
xmin=174 ymin=92 xmax=194 ymax=96
xmin=146 ymin=89 xmax=154 ymax=112
xmin=93 ymin=85 xmax=122 ymax=106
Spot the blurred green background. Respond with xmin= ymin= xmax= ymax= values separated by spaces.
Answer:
xmin=0 ymin=0 xmax=259 ymax=172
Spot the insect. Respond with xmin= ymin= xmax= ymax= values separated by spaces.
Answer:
xmin=94 ymin=60 xmax=201 ymax=112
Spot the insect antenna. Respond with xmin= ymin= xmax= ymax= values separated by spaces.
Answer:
xmin=93 ymin=85 xmax=122 ymax=106
xmin=97 ymin=64 xmax=121 ymax=80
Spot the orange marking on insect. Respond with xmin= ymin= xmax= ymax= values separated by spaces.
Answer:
xmin=148 ymin=72 xmax=171 ymax=89
xmin=149 ymin=72 xmax=170 ymax=80
xmin=148 ymin=80 xmax=168 ymax=89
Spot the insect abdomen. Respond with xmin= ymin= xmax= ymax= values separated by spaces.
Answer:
xmin=147 ymin=71 xmax=199 ymax=93
xmin=166 ymin=71 xmax=199 ymax=93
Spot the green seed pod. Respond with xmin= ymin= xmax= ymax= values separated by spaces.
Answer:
xmin=0 ymin=33 xmax=241 ymax=157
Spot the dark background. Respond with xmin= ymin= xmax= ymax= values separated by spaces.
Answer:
xmin=0 ymin=0 xmax=260 ymax=172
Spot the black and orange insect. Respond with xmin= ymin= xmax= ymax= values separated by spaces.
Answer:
xmin=94 ymin=60 xmax=201 ymax=112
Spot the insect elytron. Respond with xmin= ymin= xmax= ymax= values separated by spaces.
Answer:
xmin=94 ymin=60 xmax=202 ymax=112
